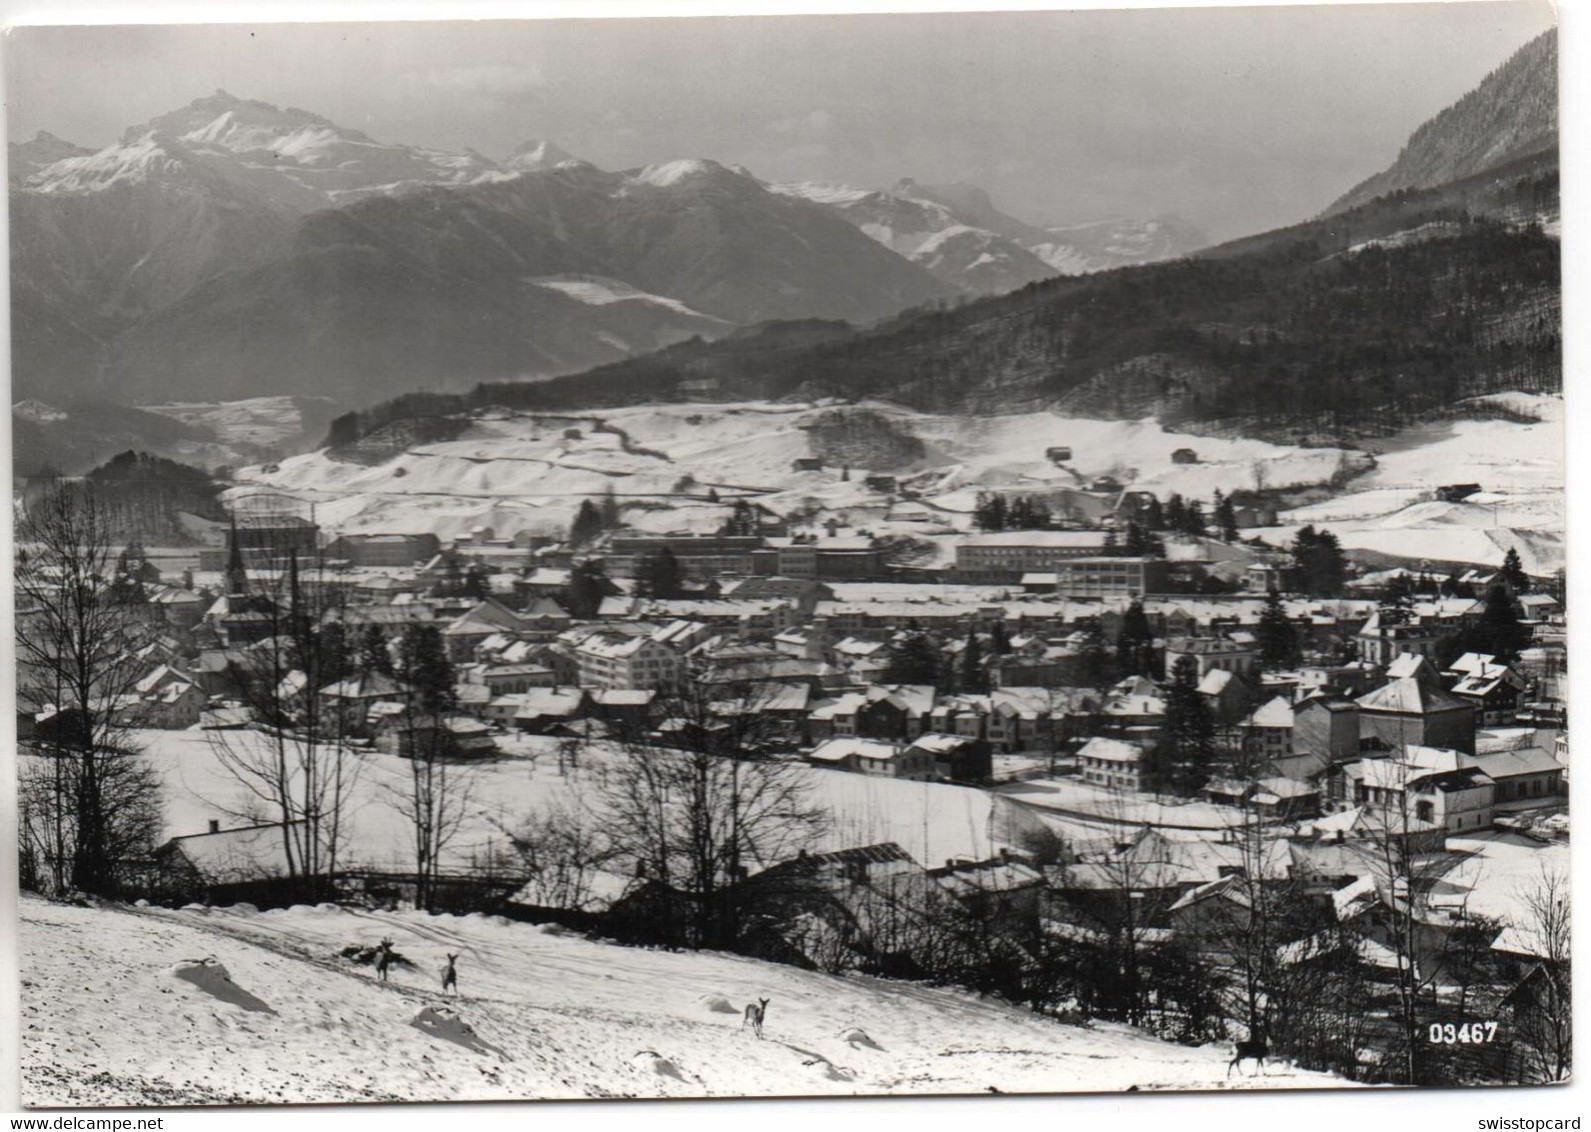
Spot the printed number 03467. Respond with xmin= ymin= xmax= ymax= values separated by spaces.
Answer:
xmin=1429 ymin=1022 xmax=1498 ymax=1043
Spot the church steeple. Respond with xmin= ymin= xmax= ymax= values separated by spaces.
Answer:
xmin=225 ymin=519 xmax=248 ymax=598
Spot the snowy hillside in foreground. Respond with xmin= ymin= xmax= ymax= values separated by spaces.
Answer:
xmin=20 ymin=896 xmax=1345 ymax=1106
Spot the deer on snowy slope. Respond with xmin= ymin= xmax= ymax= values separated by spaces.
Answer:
xmin=442 ymin=953 xmax=459 ymax=995
xmin=375 ymin=938 xmax=394 ymax=983
xmin=1228 ymin=1033 xmax=1268 ymax=1077
xmin=742 ymin=997 xmax=770 ymax=1039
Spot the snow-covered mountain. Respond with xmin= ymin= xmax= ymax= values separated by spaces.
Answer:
xmin=26 ymin=90 xmax=515 ymax=208
xmin=7 ymin=130 xmax=93 ymax=181
xmin=769 ymin=179 xmax=1057 ymax=295
xmin=1029 ymin=215 xmax=1213 ymax=274
xmin=503 ymin=138 xmax=581 ymax=173
xmin=11 ymin=95 xmax=951 ymax=406
xmin=773 ymin=175 xmax=1207 ymax=290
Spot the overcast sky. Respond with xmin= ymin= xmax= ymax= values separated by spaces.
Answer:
xmin=4 ymin=2 xmax=1557 ymax=240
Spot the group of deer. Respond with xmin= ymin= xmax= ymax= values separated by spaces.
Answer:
xmin=373 ymin=938 xmax=459 ymax=995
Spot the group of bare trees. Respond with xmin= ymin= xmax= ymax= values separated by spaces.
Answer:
xmin=204 ymin=555 xmax=364 ymax=895
xmin=206 ymin=557 xmax=478 ymax=911
xmin=16 ymin=482 xmax=163 ymax=897
xmin=499 ymin=683 xmax=828 ymax=950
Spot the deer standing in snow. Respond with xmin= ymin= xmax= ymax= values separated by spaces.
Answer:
xmin=442 ymin=953 xmax=459 ymax=995
xmin=1228 ymin=1034 xmax=1268 ymax=1077
xmin=375 ymin=938 xmax=394 ymax=982
xmin=742 ymin=997 xmax=770 ymax=1039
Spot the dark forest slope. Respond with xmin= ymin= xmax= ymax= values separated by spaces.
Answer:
xmin=338 ymin=178 xmax=1558 ymax=446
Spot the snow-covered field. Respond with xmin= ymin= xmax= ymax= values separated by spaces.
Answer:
xmin=232 ymin=400 xmax=1368 ymax=544
xmin=19 ymin=895 xmax=1344 ymax=1106
xmin=69 ymin=729 xmax=1034 ymax=876
xmin=140 ymin=395 xmax=329 ymax=452
xmin=223 ymin=393 xmax=1560 ymax=571
xmin=1266 ymin=393 xmax=1563 ymax=573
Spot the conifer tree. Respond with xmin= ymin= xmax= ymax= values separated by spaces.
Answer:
xmin=1470 ymin=584 xmax=1530 ymax=662
xmin=1500 ymin=547 xmax=1530 ymax=594
xmin=636 ymin=547 xmax=686 ymax=600
xmin=1116 ymin=600 xmax=1156 ymax=676
xmin=400 ymin=625 xmax=458 ymax=718
xmin=1165 ymin=494 xmax=1188 ymax=532
xmin=959 ymin=632 xmax=990 ymax=694
xmin=569 ymin=499 xmax=604 ymax=546
xmin=881 ymin=632 xmax=944 ymax=689
xmin=1076 ymin=628 xmax=1116 ymax=691
xmin=563 ymin=560 xmax=615 ymax=619
xmin=1213 ymin=490 xmax=1240 ymax=541
xmin=1159 ymin=654 xmax=1216 ymax=796
xmin=1256 ymin=590 xmax=1301 ymax=671
xmin=361 ymin=624 xmax=394 ymax=676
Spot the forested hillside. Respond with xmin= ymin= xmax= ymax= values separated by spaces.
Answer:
xmin=78 ymin=452 xmax=227 ymax=544
xmin=1327 ymin=28 xmax=1556 ymax=215
xmin=336 ymin=193 xmax=1558 ymax=445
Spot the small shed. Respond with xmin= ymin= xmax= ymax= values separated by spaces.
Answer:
xmin=1171 ymin=448 xmax=1199 ymax=465
xmin=562 ymin=428 xmax=583 ymax=440
xmin=791 ymin=457 xmax=825 ymax=473
xmin=1045 ymin=446 xmax=1073 ymax=464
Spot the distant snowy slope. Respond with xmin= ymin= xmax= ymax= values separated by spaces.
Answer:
xmin=21 ymin=896 xmax=1346 ymax=1105
xmin=769 ymin=179 xmax=1056 ymax=295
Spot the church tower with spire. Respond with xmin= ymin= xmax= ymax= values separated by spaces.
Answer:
xmin=225 ymin=519 xmax=249 ymax=598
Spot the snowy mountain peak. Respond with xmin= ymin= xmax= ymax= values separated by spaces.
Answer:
xmin=633 ymin=157 xmax=742 ymax=189
xmin=8 ymin=130 xmax=93 ymax=180
xmin=504 ymin=138 xmax=581 ymax=172
xmin=126 ymin=90 xmax=337 ymax=146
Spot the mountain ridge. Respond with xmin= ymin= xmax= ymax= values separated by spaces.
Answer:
xmin=1326 ymin=27 xmax=1556 ymax=215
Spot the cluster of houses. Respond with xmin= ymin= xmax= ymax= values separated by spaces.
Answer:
xmin=23 ymin=509 xmax=1565 ymax=897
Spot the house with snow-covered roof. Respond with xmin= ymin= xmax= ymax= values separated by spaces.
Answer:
xmin=1241 ymin=696 xmax=1295 ymax=767
xmin=1355 ymin=612 xmax=1441 ymax=667
xmin=573 ymin=629 xmax=685 ymax=691
xmin=1357 ymin=675 xmax=1476 ymax=753
xmin=1442 ymin=653 xmax=1528 ymax=725
xmin=153 ymin=821 xmax=304 ymax=905
xmin=807 ymin=736 xmax=933 ymax=780
xmin=905 ymin=731 xmax=990 ymax=782
xmin=1163 ymin=636 xmax=1257 ymax=680
xmin=318 ymin=671 xmax=410 ymax=733
xmin=1077 ymin=735 xmax=1148 ymax=792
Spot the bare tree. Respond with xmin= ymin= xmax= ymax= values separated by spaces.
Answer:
xmin=381 ymin=623 xmax=477 ymax=911
xmin=15 ymin=479 xmax=162 ymax=896
xmin=602 ymin=683 xmax=828 ymax=949
xmin=1351 ymin=769 xmax=1482 ymax=1085
xmin=494 ymin=798 xmax=619 ymax=915
xmin=204 ymin=550 xmax=365 ymax=893
xmin=1509 ymin=864 xmax=1571 ymax=1082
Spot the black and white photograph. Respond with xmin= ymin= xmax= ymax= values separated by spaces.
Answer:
xmin=4 ymin=0 xmax=1570 ymax=1111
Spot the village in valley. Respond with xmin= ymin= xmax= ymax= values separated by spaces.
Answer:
xmin=14 ymin=401 xmax=1570 ymax=1098
xmin=8 ymin=9 xmax=1565 ymax=1109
